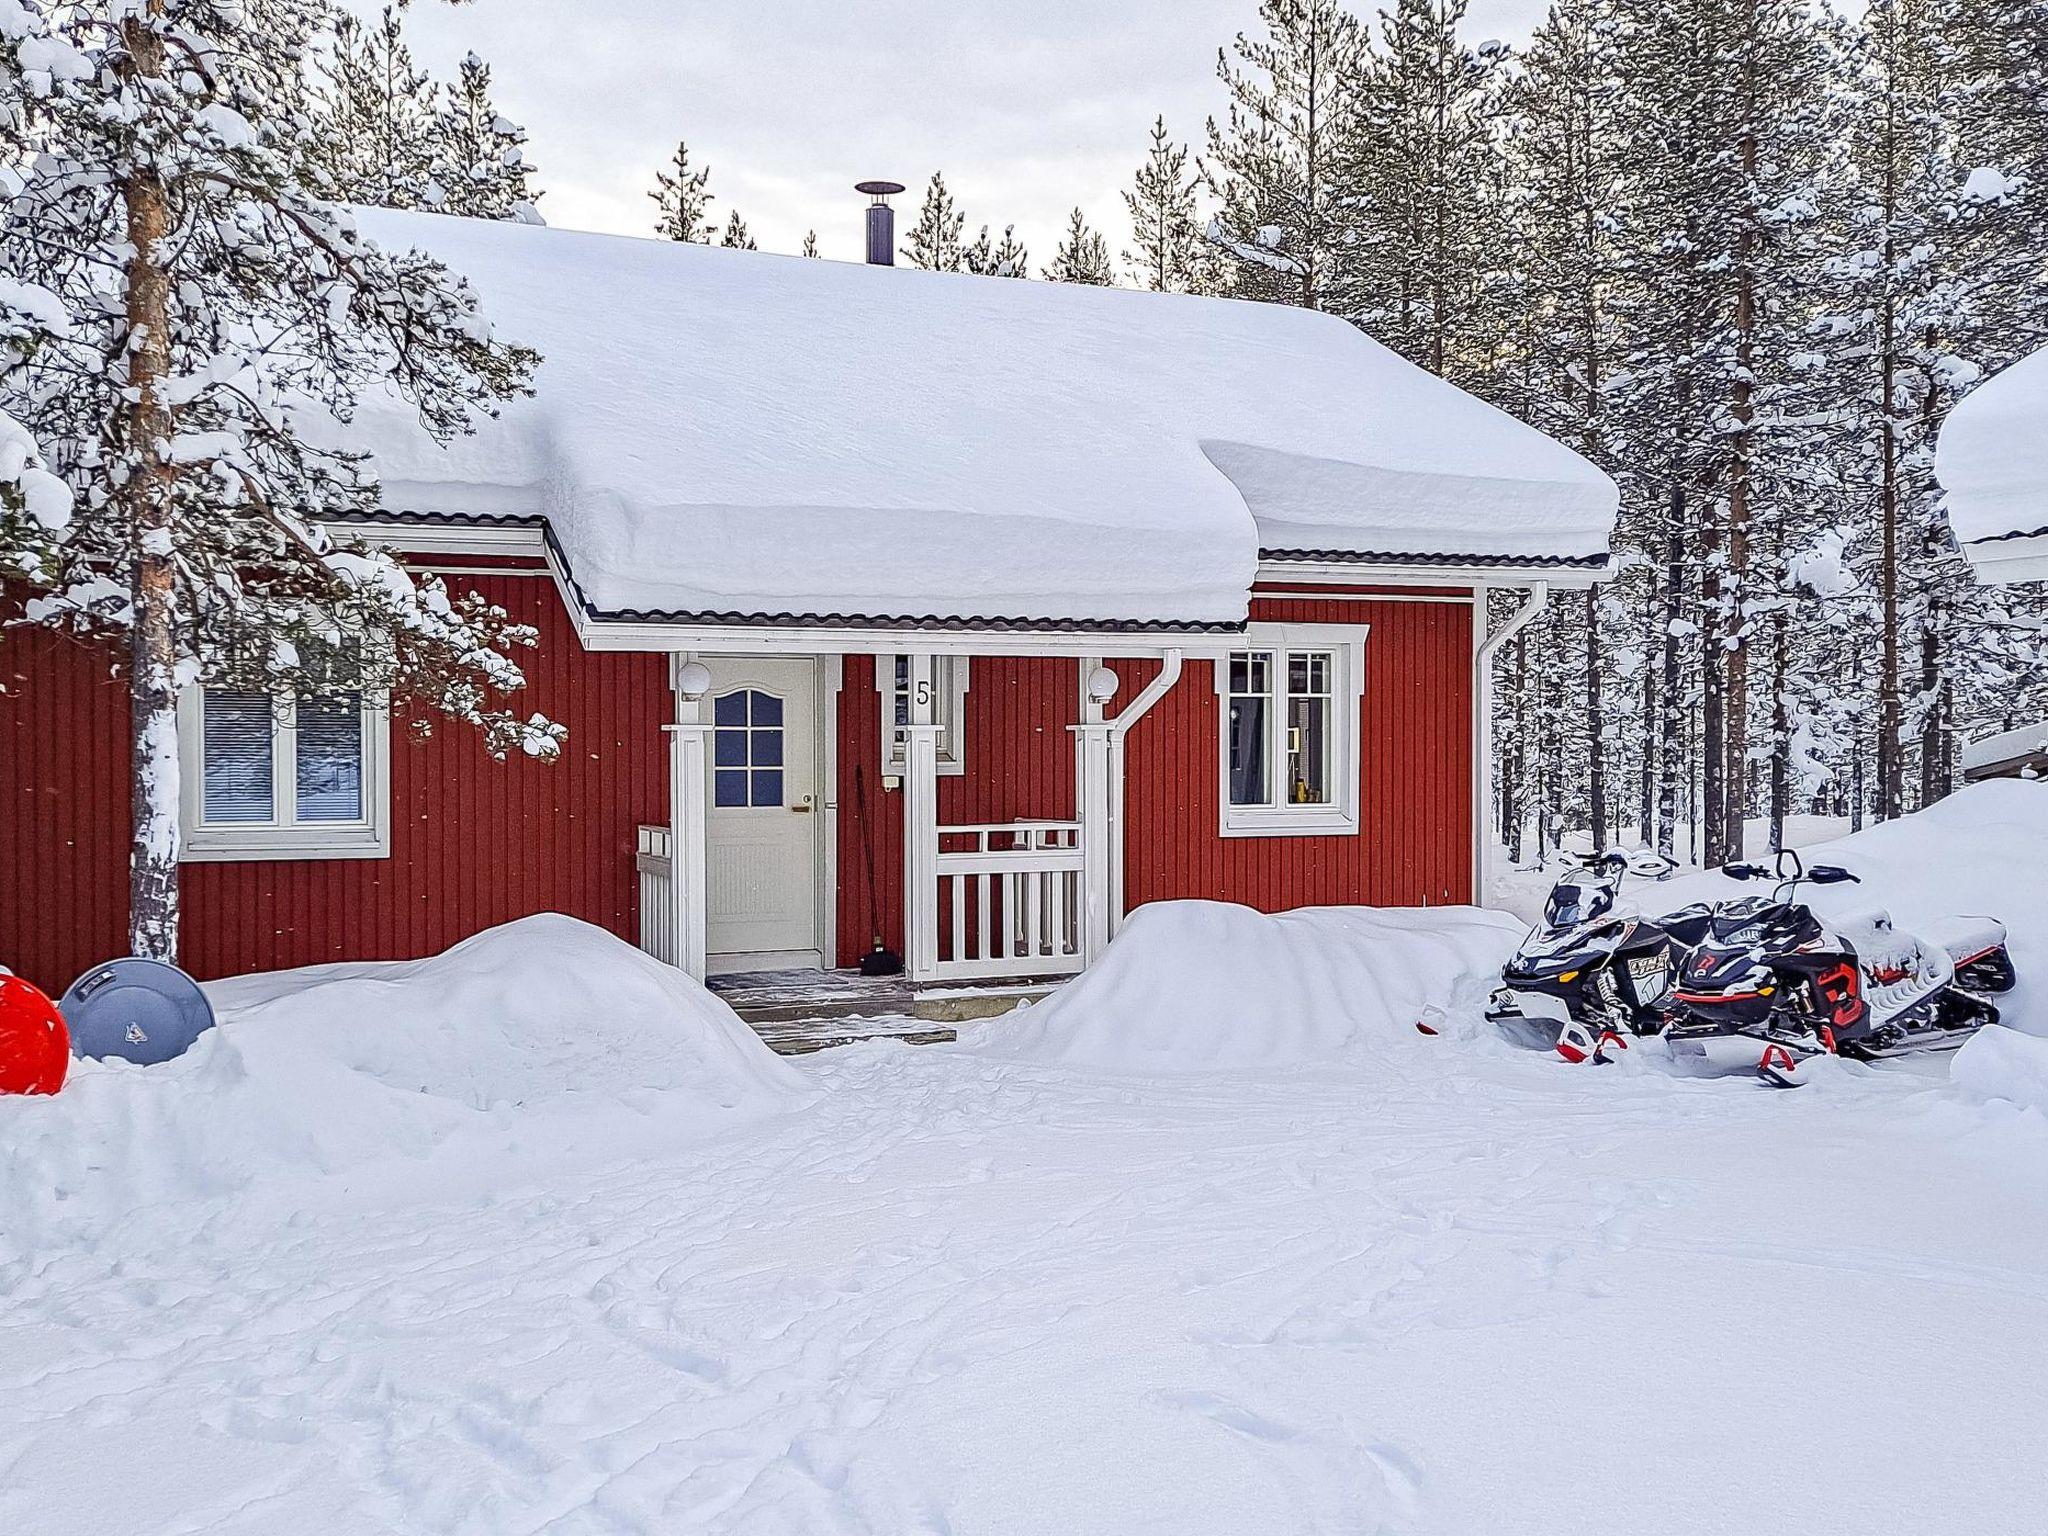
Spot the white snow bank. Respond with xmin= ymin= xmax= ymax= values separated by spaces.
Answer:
xmin=981 ymin=900 xmax=1522 ymax=1071
xmin=1936 ymin=344 xmax=2048 ymax=581
xmin=1644 ymin=780 xmax=2048 ymax=1039
xmin=0 ymin=916 xmax=807 ymax=1253
xmin=337 ymin=208 xmax=1614 ymax=625
xmin=1952 ymin=1025 xmax=2048 ymax=1115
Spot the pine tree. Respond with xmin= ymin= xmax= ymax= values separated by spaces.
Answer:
xmin=720 ymin=209 xmax=757 ymax=250
xmin=651 ymin=139 xmax=715 ymax=242
xmin=965 ymin=224 xmax=1030 ymax=277
xmin=310 ymin=4 xmax=440 ymax=209
xmin=904 ymin=172 xmax=968 ymax=271
xmin=1122 ymin=116 xmax=1211 ymax=292
xmin=2 ymin=0 xmax=560 ymax=961
xmin=1045 ymin=208 xmax=1114 ymax=284
xmin=1204 ymin=0 xmax=1365 ymax=307
xmin=433 ymin=50 xmax=541 ymax=223
xmin=801 ymin=229 xmax=820 ymax=258
xmin=1351 ymin=0 xmax=1509 ymax=382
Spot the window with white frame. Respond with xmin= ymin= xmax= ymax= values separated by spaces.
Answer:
xmin=178 ymin=686 xmax=390 ymax=860
xmin=1216 ymin=625 xmax=1365 ymax=836
xmin=877 ymin=654 xmax=968 ymax=777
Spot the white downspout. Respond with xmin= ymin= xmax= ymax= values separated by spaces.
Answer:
xmin=1472 ymin=583 xmax=1547 ymax=909
xmin=1106 ymin=649 xmax=1183 ymax=936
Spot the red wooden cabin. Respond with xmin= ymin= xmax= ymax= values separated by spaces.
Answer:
xmin=3 ymin=206 xmax=1614 ymax=995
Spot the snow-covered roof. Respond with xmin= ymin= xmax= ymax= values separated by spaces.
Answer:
xmin=1936 ymin=347 xmax=2048 ymax=585
xmin=342 ymin=209 xmax=1617 ymax=628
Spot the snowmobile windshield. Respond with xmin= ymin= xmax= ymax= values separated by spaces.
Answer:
xmin=1546 ymin=883 xmax=1608 ymax=929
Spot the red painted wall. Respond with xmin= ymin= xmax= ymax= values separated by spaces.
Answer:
xmin=8 ymin=575 xmax=1470 ymax=990
xmin=1 ymin=571 xmax=669 ymax=993
xmin=832 ymin=588 xmax=1474 ymax=966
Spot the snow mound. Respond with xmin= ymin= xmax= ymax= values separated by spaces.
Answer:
xmin=982 ymin=900 xmax=1522 ymax=1072
xmin=0 ymin=916 xmax=808 ymax=1253
xmin=1952 ymin=1026 xmax=2048 ymax=1116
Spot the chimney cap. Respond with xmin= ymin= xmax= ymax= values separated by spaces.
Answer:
xmin=856 ymin=179 xmax=906 ymax=200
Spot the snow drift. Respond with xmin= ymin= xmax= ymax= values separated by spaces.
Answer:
xmin=0 ymin=916 xmax=808 ymax=1254
xmin=981 ymin=900 xmax=1522 ymax=1072
xmin=1952 ymin=1026 xmax=2048 ymax=1117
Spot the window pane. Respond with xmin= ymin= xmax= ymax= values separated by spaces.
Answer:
xmin=753 ymin=728 xmax=783 ymax=767
xmin=202 ymin=691 xmax=275 ymax=824
xmin=714 ymin=769 xmax=748 ymax=807
xmin=1229 ymin=652 xmax=1272 ymax=696
xmin=714 ymin=727 xmax=748 ymax=767
xmin=751 ymin=769 xmax=783 ymax=806
xmin=1288 ymin=651 xmax=1332 ymax=696
xmin=714 ymin=692 xmax=747 ymax=727
xmin=1289 ymin=694 xmax=1332 ymax=805
xmin=751 ymin=692 xmax=782 ymax=727
xmin=295 ymin=692 xmax=364 ymax=822
xmin=1227 ymin=695 xmax=1268 ymax=806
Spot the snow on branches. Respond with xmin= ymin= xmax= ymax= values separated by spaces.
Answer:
xmin=1 ymin=1 xmax=560 ymax=954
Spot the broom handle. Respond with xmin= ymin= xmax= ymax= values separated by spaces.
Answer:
xmin=856 ymin=765 xmax=884 ymax=948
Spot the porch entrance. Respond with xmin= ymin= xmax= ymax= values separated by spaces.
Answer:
xmin=704 ymin=657 xmax=823 ymax=973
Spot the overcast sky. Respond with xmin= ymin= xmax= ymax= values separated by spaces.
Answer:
xmin=361 ymin=1 xmax=1553 ymax=268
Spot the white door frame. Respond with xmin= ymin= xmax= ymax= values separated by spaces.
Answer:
xmin=679 ymin=653 xmax=839 ymax=977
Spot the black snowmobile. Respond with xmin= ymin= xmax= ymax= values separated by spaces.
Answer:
xmin=1663 ymin=848 xmax=2016 ymax=1087
xmin=1487 ymin=850 xmax=1712 ymax=1064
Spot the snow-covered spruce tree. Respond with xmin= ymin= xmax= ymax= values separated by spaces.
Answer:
xmin=0 ymin=4 xmax=79 ymax=587
xmin=1203 ymin=0 xmax=1365 ymax=308
xmin=1122 ymin=115 xmax=1211 ymax=292
xmin=1044 ymin=208 xmax=1113 ymax=285
xmin=719 ymin=208 xmax=756 ymax=249
xmin=650 ymin=137 xmax=714 ymax=241
xmin=308 ymin=3 xmax=440 ymax=208
xmin=965 ymin=223 xmax=1029 ymax=278
xmin=1350 ymin=0 xmax=1510 ymax=383
xmin=1497 ymin=0 xmax=1637 ymax=848
xmin=1 ymin=0 xmax=559 ymax=961
xmin=904 ymin=172 xmax=968 ymax=271
xmin=433 ymin=48 xmax=540 ymax=222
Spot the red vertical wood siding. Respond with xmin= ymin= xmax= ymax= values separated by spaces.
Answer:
xmin=832 ymin=588 xmax=1473 ymax=965
xmin=1 ymin=572 xmax=669 ymax=993
xmin=1120 ymin=591 xmax=1473 ymax=913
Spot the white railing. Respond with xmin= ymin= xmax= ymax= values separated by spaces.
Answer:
xmin=931 ymin=820 xmax=1086 ymax=982
xmin=636 ymin=824 xmax=676 ymax=966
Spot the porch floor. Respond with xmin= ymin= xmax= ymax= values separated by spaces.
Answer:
xmin=707 ymin=968 xmax=1058 ymax=1056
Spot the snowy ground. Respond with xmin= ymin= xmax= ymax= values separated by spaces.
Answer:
xmin=4 ymin=787 xmax=2046 ymax=1535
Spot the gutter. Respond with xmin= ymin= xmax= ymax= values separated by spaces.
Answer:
xmin=1107 ymin=649 xmax=1184 ymax=931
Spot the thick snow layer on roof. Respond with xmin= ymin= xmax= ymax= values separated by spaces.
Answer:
xmin=342 ymin=209 xmax=1615 ymax=625
xmin=1937 ymin=346 xmax=2048 ymax=583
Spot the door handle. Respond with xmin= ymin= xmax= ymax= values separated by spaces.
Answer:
xmin=791 ymin=796 xmax=814 ymax=814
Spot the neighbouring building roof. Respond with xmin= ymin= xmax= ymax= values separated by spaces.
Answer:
xmin=1937 ymin=346 xmax=2048 ymax=585
xmin=338 ymin=209 xmax=1618 ymax=628
xmin=1961 ymin=721 xmax=2048 ymax=780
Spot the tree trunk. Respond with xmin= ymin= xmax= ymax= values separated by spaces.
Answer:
xmin=1585 ymin=586 xmax=1607 ymax=850
xmin=1507 ymin=630 xmax=1527 ymax=863
xmin=1917 ymin=604 xmax=1947 ymax=807
xmin=1656 ymin=483 xmax=1685 ymax=859
xmin=1768 ymin=611 xmax=1789 ymax=853
xmin=121 ymin=9 xmax=181 ymax=962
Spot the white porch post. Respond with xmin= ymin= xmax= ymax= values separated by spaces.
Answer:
xmin=901 ymin=651 xmax=943 ymax=983
xmin=1075 ymin=656 xmax=1116 ymax=965
xmin=665 ymin=655 xmax=713 ymax=980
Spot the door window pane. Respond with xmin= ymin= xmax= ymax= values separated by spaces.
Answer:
xmin=295 ymin=692 xmax=364 ymax=822
xmin=202 ymin=691 xmax=276 ymax=823
xmin=712 ymin=690 xmax=788 ymax=807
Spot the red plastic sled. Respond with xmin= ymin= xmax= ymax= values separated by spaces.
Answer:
xmin=0 ymin=973 xmax=70 ymax=1096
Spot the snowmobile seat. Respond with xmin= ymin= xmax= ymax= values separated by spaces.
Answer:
xmin=1923 ymin=915 xmax=2008 ymax=970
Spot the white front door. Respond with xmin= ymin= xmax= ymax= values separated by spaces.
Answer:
xmin=705 ymin=658 xmax=822 ymax=972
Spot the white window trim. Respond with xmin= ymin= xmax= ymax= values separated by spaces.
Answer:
xmin=877 ymin=654 xmax=969 ymax=778
xmin=177 ymin=686 xmax=392 ymax=861
xmin=1214 ymin=622 xmax=1367 ymax=838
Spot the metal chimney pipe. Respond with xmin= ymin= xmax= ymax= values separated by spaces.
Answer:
xmin=856 ymin=180 xmax=905 ymax=265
